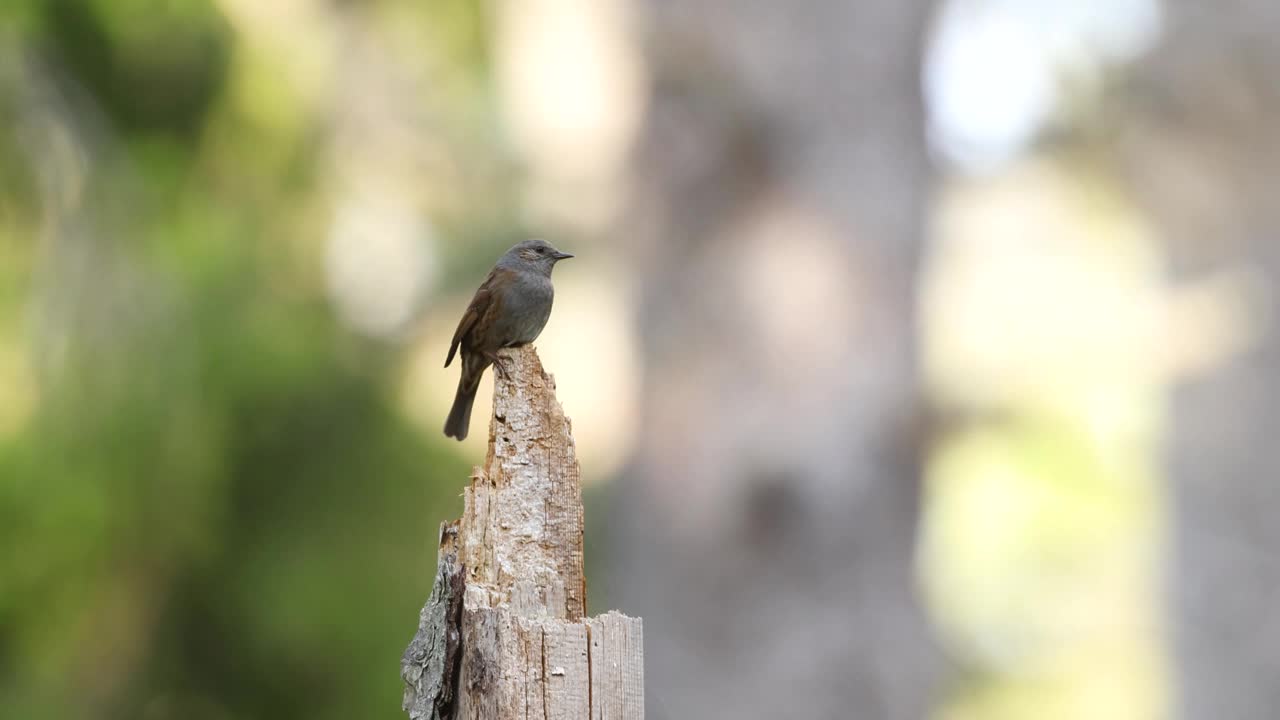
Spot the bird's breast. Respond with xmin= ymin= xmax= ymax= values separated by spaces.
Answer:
xmin=495 ymin=274 xmax=555 ymax=344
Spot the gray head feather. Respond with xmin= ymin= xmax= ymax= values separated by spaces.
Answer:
xmin=496 ymin=239 xmax=574 ymax=277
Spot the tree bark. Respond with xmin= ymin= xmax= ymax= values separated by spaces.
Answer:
xmin=613 ymin=2 xmax=940 ymax=718
xmin=402 ymin=522 xmax=464 ymax=720
xmin=402 ymin=346 xmax=643 ymax=720
xmin=1118 ymin=4 xmax=1280 ymax=718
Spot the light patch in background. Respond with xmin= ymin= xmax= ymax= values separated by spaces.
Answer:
xmin=403 ymin=260 xmax=638 ymax=482
xmin=0 ymin=340 xmax=34 ymax=437
xmin=926 ymin=0 xmax=1162 ymax=173
xmin=213 ymin=0 xmax=338 ymax=127
xmin=735 ymin=197 xmax=855 ymax=376
xmin=921 ymin=161 xmax=1169 ymax=720
xmin=493 ymin=0 xmax=644 ymax=229
xmin=325 ymin=185 xmax=435 ymax=339
xmin=927 ymin=11 xmax=1053 ymax=172
xmin=924 ymin=161 xmax=1166 ymax=410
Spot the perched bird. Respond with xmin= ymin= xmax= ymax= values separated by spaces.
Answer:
xmin=444 ymin=239 xmax=574 ymax=440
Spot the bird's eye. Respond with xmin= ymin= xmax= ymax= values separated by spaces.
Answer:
xmin=537 ymin=247 xmax=546 ymax=254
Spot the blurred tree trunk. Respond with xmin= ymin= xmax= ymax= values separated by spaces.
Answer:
xmin=1119 ymin=3 xmax=1280 ymax=718
xmin=612 ymin=2 xmax=939 ymax=718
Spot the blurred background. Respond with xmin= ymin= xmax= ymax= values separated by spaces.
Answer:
xmin=1 ymin=0 xmax=1275 ymax=718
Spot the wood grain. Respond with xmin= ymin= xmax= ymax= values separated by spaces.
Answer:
xmin=404 ymin=346 xmax=642 ymax=719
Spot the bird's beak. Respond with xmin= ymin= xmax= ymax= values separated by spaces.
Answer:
xmin=553 ymin=251 xmax=574 ymax=260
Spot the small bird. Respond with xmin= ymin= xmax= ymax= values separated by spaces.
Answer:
xmin=444 ymin=239 xmax=574 ymax=440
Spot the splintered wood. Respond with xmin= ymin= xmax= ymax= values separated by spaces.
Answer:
xmin=402 ymin=345 xmax=644 ymax=720
xmin=459 ymin=345 xmax=586 ymax=620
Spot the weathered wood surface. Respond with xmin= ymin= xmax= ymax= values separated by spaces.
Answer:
xmin=459 ymin=344 xmax=586 ymax=620
xmin=403 ymin=345 xmax=643 ymax=720
xmin=588 ymin=613 xmax=645 ymax=720
xmin=401 ymin=522 xmax=464 ymax=720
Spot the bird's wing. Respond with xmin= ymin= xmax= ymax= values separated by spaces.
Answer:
xmin=445 ymin=268 xmax=510 ymax=367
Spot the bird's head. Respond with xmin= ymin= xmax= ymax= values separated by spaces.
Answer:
xmin=501 ymin=239 xmax=574 ymax=276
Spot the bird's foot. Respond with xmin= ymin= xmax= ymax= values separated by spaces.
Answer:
xmin=486 ymin=351 xmax=514 ymax=381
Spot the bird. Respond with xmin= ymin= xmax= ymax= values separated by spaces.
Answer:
xmin=443 ymin=239 xmax=574 ymax=440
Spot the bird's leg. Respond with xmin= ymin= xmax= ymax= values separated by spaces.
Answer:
xmin=483 ymin=350 xmax=514 ymax=381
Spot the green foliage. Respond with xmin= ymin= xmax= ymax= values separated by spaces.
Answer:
xmin=0 ymin=1 xmax=499 ymax=718
xmin=43 ymin=0 xmax=232 ymax=137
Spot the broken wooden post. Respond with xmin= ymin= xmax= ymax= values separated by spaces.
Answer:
xmin=402 ymin=345 xmax=644 ymax=719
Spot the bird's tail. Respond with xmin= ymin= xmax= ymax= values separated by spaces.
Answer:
xmin=444 ymin=356 xmax=486 ymax=440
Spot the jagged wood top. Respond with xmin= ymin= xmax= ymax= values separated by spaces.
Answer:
xmin=403 ymin=345 xmax=641 ymax=720
xmin=459 ymin=345 xmax=587 ymax=620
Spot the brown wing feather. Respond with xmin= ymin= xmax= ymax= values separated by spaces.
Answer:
xmin=445 ymin=268 xmax=511 ymax=367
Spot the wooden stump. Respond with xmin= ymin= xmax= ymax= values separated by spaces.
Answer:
xmin=402 ymin=346 xmax=644 ymax=720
